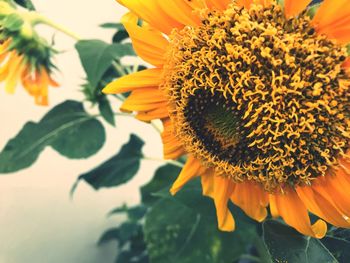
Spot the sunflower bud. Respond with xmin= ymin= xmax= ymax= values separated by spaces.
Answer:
xmin=19 ymin=21 xmax=34 ymax=39
xmin=0 ymin=2 xmax=59 ymax=105
xmin=0 ymin=1 xmax=15 ymax=17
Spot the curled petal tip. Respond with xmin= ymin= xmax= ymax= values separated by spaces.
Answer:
xmin=102 ymin=81 xmax=118 ymax=94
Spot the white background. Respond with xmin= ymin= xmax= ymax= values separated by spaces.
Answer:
xmin=0 ymin=1 xmax=164 ymax=262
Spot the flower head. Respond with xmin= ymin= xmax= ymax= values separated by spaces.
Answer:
xmin=104 ymin=0 xmax=350 ymax=238
xmin=0 ymin=2 xmax=58 ymax=105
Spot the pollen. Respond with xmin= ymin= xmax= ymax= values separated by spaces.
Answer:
xmin=162 ymin=2 xmax=350 ymax=192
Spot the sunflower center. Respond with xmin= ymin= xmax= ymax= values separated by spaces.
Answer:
xmin=162 ymin=2 xmax=350 ymax=192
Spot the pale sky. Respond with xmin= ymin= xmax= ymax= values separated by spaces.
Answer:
xmin=0 ymin=1 xmax=163 ymax=262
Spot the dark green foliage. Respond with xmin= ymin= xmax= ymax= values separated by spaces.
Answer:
xmin=0 ymin=100 xmax=105 ymax=173
xmin=13 ymin=0 xmax=35 ymax=10
xmin=108 ymin=204 xmax=147 ymax=222
xmin=75 ymin=40 xmax=135 ymax=89
xmin=141 ymin=164 xmax=182 ymax=205
xmin=143 ymin=179 xmax=259 ymax=263
xmin=2 ymin=13 xmax=23 ymax=31
xmin=100 ymin=23 xmax=125 ymax=30
xmin=263 ymin=220 xmax=337 ymax=263
xmin=113 ymin=30 xmax=130 ymax=43
xmin=98 ymin=96 xmax=116 ymax=126
xmin=73 ymin=134 xmax=144 ymax=190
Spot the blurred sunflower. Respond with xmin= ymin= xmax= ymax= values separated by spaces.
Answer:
xmin=0 ymin=38 xmax=58 ymax=106
xmin=0 ymin=1 xmax=59 ymax=106
xmin=104 ymin=0 xmax=350 ymax=238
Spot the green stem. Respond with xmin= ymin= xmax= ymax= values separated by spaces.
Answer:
xmin=132 ymin=63 xmax=139 ymax=73
xmin=112 ymin=61 xmax=128 ymax=77
xmin=34 ymin=14 xmax=82 ymax=41
xmin=114 ymin=94 xmax=126 ymax=102
xmin=151 ymin=121 xmax=163 ymax=134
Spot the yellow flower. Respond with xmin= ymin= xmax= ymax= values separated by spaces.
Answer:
xmin=104 ymin=0 xmax=350 ymax=238
xmin=0 ymin=39 xmax=58 ymax=105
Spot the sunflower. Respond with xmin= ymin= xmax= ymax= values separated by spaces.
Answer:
xmin=104 ymin=0 xmax=350 ymax=238
xmin=0 ymin=39 xmax=58 ymax=106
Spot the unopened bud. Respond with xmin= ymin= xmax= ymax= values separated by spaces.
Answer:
xmin=0 ymin=1 xmax=15 ymax=17
xmin=19 ymin=22 xmax=34 ymax=39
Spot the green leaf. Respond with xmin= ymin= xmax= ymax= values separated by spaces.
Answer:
xmin=108 ymin=204 xmax=147 ymax=222
xmin=141 ymin=164 xmax=182 ymax=206
xmin=263 ymin=220 xmax=338 ymax=263
xmin=13 ymin=0 xmax=36 ymax=10
xmin=115 ymin=225 xmax=149 ymax=263
xmin=144 ymin=196 xmax=257 ymax=263
xmin=3 ymin=13 xmax=24 ymax=32
xmin=0 ymin=100 xmax=105 ymax=173
xmin=98 ymin=97 xmax=115 ymax=126
xmin=41 ymin=101 xmax=106 ymax=159
xmin=100 ymin=23 xmax=125 ymax=30
xmin=98 ymin=222 xmax=141 ymax=247
xmin=116 ymin=251 xmax=136 ymax=263
xmin=98 ymin=228 xmax=119 ymax=246
xmin=117 ymin=223 xmax=141 ymax=247
xmin=0 ymin=122 xmax=40 ymax=173
xmin=75 ymin=40 xmax=135 ymax=88
xmin=113 ymin=31 xmax=130 ymax=43
xmin=331 ymin=228 xmax=350 ymax=241
xmin=144 ymin=179 xmax=257 ymax=263
xmin=321 ymin=236 xmax=350 ymax=262
xmin=116 ymin=249 xmax=148 ymax=263
xmin=75 ymin=134 xmax=144 ymax=190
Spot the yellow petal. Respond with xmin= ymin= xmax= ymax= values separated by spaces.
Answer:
xmin=103 ymin=68 xmax=162 ymax=94
xmin=120 ymin=87 xmax=167 ymax=112
xmin=161 ymin=118 xmax=186 ymax=160
xmin=122 ymin=12 xmax=168 ymax=66
xmin=184 ymin=0 xmax=207 ymax=10
xmin=0 ymin=59 xmax=10 ymax=82
xmin=201 ymin=169 xmax=216 ymax=198
xmin=206 ymin=0 xmax=231 ymax=10
xmin=0 ymin=51 xmax=9 ymax=64
xmin=170 ymin=156 xmax=204 ymax=195
xmin=0 ymin=39 xmax=11 ymax=55
xmin=338 ymin=156 xmax=350 ymax=174
xmin=275 ymin=189 xmax=327 ymax=238
xmin=231 ymin=181 xmax=268 ymax=222
xmin=122 ymin=101 xmax=167 ymax=112
xmin=312 ymin=0 xmax=350 ymax=44
xmin=268 ymin=194 xmax=279 ymax=218
xmin=32 ymin=67 xmax=49 ymax=106
xmin=212 ymin=176 xmax=235 ymax=231
xmin=157 ymin=0 xmax=201 ymax=27
xmin=343 ymin=57 xmax=350 ymax=73
xmin=135 ymin=106 xmax=169 ymax=121
xmin=314 ymin=168 xmax=350 ymax=217
xmin=284 ymin=0 xmax=312 ymax=18
xmin=117 ymin=0 xmax=183 ymax=34
xmin=236 ymin=0 xmax=272 ymax=8
xmin=5 ymin=54 xmax=24 ymax=94
xmin=49 ymin=76 xmax=59 ymax=88
xmin=253 ymin=0 xmax=272 ymax=7
xmin=297 ymin=186 xmax=350 ymax=228
xmin=235 ymin=0 xmax=252 ymax=9
xmin=21 ymin=69 xmax=37 ymax=95
xmin=124 ymin=87 xmax=167 ymax=104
